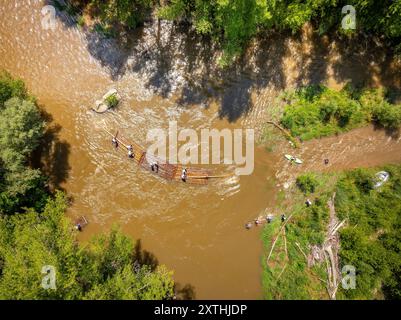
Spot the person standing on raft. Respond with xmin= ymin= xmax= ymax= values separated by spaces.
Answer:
xmin=181 ymin=168 xmax=188 ymax=182
xmin=112 ymin=137 xmax=118 ymax=148
xmin=127 ymin=145 xmax=134 ymax=159
xmin=151 ymin=162 xmax=159 ymax=173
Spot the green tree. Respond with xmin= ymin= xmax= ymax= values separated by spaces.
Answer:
xmin=0 ymin=74 xmax=47 ymax=214
xmin=90 ymin=0 xmax=153 ymax=29
xmin=0 ymin=98 xmax=44 ymax=162
xmin=0 ymin=72 xmax=27 ymax=106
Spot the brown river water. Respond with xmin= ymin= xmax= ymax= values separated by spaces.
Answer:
xmin=1 ymin=0 xmax=401 ymax=299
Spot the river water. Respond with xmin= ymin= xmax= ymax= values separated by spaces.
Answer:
xmin=1 ymin=0 xmax=401 ymax=299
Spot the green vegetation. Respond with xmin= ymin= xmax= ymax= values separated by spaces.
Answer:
xmin=262 ymin=166 xmax=401 ymax=299
xmin=0 ymin=72 xmax=27 ymax=103
xmin=158 ymin=0 xmax=260 ymax=66
xmin=0 ymin=72 xmax=47 ymax=214
xmin=93 ymin=22 xmax=117 ymax=38
xmin=279 ymin=86 xmax=401 ymax=141
xmin=262 ymin=173 xmax=332 ymax=299
xmin=296 ymin=173 xmax=319 ymax=194
xmin=157 ymin=0 xmax=401 ymax=65
xmin=335 ymin=166 xmax=401 ymax=299
xmin=105 ymin=93 xmax=119 ymax=108
xmin=77 ymin=15 xmax=85 ymax=28
xmin=0 ymin=72 xmax=175 ymax=300
xmin=356 ymin=87 xmax=401 ymax=131
xmin=66 ymin=0 xmax=153 ymax=29
xmin=372 ymin=103 xmax=401 ymax=131
xmin=64 ymin=1 xmax=401 ymax=65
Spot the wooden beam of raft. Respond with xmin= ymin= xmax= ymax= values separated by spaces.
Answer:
xmin=189 ymin=175 xmax=231 ymax=179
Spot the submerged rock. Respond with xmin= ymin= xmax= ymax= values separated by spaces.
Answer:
xmin=93 ymin=88 xmax=121 ymax=113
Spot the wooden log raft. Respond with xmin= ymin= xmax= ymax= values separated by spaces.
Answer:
xmin=103 ymin=128 xmax=222 ymax=184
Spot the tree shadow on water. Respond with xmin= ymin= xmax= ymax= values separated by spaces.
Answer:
xmin=174 ymin=283 xmax=196 ymax=300
xmin=50 ymin=3 xmax=401 ymax=125
xmin=51 ymin=6 xmax=266 ymax=122
xmin=133 ymin=239 xmax=196 ymax=299
xmin=133 ymin=239 xmax=159 ymax=271
xmin=31 ymin=108 xmax=71 ymax=192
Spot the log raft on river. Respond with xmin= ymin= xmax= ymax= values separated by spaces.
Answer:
xmin=103 ymin=128 xmax=224 ymax=185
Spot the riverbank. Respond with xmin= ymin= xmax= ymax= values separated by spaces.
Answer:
xmin=262 ymin=164 xmax=401 ymax=299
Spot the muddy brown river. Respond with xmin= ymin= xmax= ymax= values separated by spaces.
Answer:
xmin=1 ymin=0 xmax=401 ymax=299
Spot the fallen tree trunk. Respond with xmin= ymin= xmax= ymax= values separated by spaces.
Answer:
xmin=266 ymin=214 xmax=293 ymax=264
xmin=265 ymin=121 xmax=300 ymax=148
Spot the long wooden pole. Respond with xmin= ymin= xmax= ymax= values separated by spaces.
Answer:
xmin=189 ymin=174 xmax=231 ymax=179
xmin=266 ymin=214 xmax=293 ymax=264
xmin=266 ymin=120 xmax=299 ymax=148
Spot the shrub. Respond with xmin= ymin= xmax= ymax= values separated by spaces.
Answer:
xmin=105 ymin=93 xmax=119 ymax=108
xmin=372 ymin=102 xmax=401 ymax=130
xmin=263 ymin=165 xmax=401 ymax=300
xmin=350 ymin=169 xmax=375 ymax=193
xmin=296 ymin=174 xmax=319 ymax=194
xmin=77 ymin=15 xmax=85 ymax=28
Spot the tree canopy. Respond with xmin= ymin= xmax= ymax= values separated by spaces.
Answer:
xmin=0 ymin=73 xmax=47 ymax=214
xmin=65 ymin=0 xmax=401 ymax=65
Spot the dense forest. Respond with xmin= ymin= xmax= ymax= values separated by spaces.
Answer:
xmin=61 ymin=0 xmax=401 ymax=65
xmin=0 ymin=72 xmax=175 ymax=299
